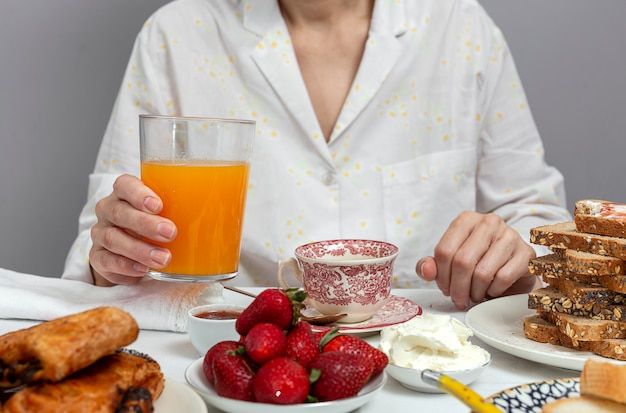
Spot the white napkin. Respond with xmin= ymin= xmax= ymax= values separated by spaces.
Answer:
xmin=0 ymin=268 xmax=222 ymax=332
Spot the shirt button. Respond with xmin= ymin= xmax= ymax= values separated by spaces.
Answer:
xmin=322 ymin=171 xmax=336 ymax=186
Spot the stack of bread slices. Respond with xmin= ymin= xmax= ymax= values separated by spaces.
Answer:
xmin=524 ymin=199 xmax=626 ymax=360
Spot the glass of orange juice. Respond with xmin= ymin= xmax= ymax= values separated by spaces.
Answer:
xmin=139 ymin=115 xmax=255 ymax=282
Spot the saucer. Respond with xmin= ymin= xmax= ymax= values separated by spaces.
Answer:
xmin=304 ymin=295 xmax=422 ymax=334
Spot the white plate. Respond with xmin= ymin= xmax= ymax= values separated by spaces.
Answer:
xmin=486 ymin=377 xmax=579 ymax=412
xmin=306 ymin=295 xmax=422 ymax=334
xmin=184 ymin=357 xmax=387 ymax=413
xmin=156 ymin=378 xmax=207 ymax=413
xmin=465 ymin=294 xmax=626 ymax=371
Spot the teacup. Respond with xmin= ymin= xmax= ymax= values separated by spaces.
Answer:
xmin=277 ymin=239 xmax=399 ymax=323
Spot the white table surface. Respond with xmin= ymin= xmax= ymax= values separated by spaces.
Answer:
xmin=0 ymin=288 xmax=578 ymax=412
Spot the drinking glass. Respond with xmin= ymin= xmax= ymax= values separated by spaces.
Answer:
xmin=139 ymin=114 xmax=255 ymax=282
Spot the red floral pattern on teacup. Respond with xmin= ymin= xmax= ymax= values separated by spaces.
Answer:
xmin=296 ymin=240 xmax=398 ymax=307
xmin=301 ymin=261 xmax=392 ymax=306
xmin=297 ymin=239 xmax=398 ymax=261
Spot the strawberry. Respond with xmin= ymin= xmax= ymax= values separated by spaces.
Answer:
xmin=243 ymin=322 xmax=287 ymax=365
xmin=322 ymin=334 xmax=388 ymax=376
xmin=312 ymin=329 xmax=332 ymax=346
xmin=252 ymin=357 xmax=310 ymax=404
xmin=235 ymin=288 xmax=307 ymax=336
xmin=212 ymin=352 xmax=256 ymax=401
xmin=286 ymin=320 xmax=319 ymax=369
xmin=202 ymin=340 xmax=243 ymax=385
xmin=308 ymin=351 xmax=374 ymax=401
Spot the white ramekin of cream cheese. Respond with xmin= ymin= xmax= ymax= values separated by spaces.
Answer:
xmin=379 ymin=313 xmax=490 ymax=371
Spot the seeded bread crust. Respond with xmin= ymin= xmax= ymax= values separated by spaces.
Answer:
xmin=528 ymin=287 xmax=626 ymax=322
xmin=530 ymin=222 xmax=626 ymax=260
xmin=605 ymin=275 xmax=626 ymax=295
xmin=575 ymin=200 xmax=626 ymax=239
xmin=523 ymin=315 xmax=626 ymax=360
xmin=523 ymin=314 xmax=592 ymax=350
xmin=544 ymin=278 xmax=626 ymax=306
xmin=528 ymin=251 xmax=624 ymax=280
xmin=566 ymin=249 xmax=625 ymax=276
xmin=532 ymin=253 xmax=626 ymax=293
xmin=588 ymin=339 xmax=626 ymax=361
xmin=541 ymin=310 xmax=626 ymax=341
xmin=529 ymin=254 xmax=567 ymax=279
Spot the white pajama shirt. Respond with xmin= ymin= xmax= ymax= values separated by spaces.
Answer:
xmin=63 ymin=0 xmax=571 ymax=288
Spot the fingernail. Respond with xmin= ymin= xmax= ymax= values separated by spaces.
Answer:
xmin=150 ymin=249 xmax=171 ymax=266
xmin=144 ymin=196 xmax=160 ymax=213
xmin=417 ymin=262 xmax=425 ymax=279
xmin=157 ymin=222 xmax=176 ymax=239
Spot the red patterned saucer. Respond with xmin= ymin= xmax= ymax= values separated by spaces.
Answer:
xmin=304 ymin=295 xmax=422 ymax=334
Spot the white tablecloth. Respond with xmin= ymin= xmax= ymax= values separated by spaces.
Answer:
xmin=0 ymin=288 xmax=577 ymax=412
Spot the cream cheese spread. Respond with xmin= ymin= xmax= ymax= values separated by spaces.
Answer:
xmin=579 ymin=200 xmax=626 ymax=218
xmin=378 ymin=313 xmax=490 ymax=371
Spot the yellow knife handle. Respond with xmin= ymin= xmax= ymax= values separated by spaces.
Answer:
xmin=437 ymin=373 xmax=502 ymax=413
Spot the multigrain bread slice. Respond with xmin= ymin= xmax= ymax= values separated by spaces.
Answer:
xmin=523 ymin=315 xmax=626 ymax=360
xmin=545 ymin=278 xmax=626 ymax=306
xmin=531 ymin=252 xmax=626 ymax=293
xmin=588 ymin=339 xmax=626 ymax=361
xmin=542 ymin=396 xmax=626 ymax=413
xmin=541 ymin=310 xmax=626 ymax=341
xmin=528 ymin=287 xmax=626 ymax=322
xmin=523 ymin=315 xmax=591 ymax=349
xmin=529 ymin=253 xmax=568 ymax=280
xmin=574 ymin=199 xmax=626 ymax=239
xmin=531 ymin=253 xmax=603 ymax=285
xmin=530 ymin=250 xmax=624 ymax=278
xmin=530 ymin=222 xmax=626 ymax=260
xmin=566 ymin=249 xmax=625 ymax=276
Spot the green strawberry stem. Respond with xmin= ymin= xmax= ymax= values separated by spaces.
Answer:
xmin=306 ymin=369 xmax=322 ymax=402
xmin=317 ymin=327 xmax=340 ymax=348
xmin=282 ymin=287 xmax=308 ymax=325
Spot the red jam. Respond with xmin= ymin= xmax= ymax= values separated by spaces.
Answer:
xmin=194 ymin=310 xmax=241 ymax=320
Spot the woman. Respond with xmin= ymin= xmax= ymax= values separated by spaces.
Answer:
xmin=63 ymin=0 xmax=570 ymax=310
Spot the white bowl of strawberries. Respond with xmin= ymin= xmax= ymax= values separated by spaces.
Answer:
xmin=184 ymin=288 xmax=387 ymax=412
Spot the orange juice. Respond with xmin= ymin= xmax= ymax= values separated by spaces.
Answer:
xmin=141 ymin=160 xmax=250 ymax=276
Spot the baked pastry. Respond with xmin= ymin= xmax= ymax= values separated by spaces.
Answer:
xmin=0 ymin=306 xmax=138 ymax=388
xmin=542 ymin=396 xmax=626 ymax=412
xmin=542 ymin=359 xmax=626 ymax=412
xmin=581 ymin=359 xmax=626 ymax=404
xmin=2 ymin=349 xmax=164 ymax=413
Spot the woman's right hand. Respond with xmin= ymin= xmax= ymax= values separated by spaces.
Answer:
xmin=89 ymin=174 xmax=177 ymax=286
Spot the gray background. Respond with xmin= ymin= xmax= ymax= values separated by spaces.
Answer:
xmin=1 ymin=1 xmax=625 ymax=278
